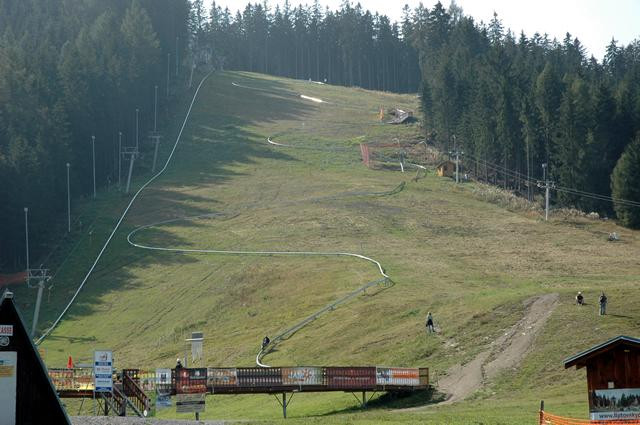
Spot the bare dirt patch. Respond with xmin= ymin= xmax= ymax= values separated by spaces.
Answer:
xmin=437 ymin=293 xmax=559 ymax=404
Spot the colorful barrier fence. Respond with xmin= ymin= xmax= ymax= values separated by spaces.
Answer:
xmin=541 ymin=411 xmax=640 ymax=425
xmin=50 ymin=366 xmax=429 ymax=395
xmin=48 ymin=368 xmax=94 ymax=391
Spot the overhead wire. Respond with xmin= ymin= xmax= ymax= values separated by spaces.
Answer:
xmin=461 ymin=152 xmax=640 ymax=208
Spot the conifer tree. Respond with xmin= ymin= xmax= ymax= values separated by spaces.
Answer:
xmin=611 ymin=133 xmax=640 ymax=228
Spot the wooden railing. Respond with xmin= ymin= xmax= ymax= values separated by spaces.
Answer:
xmin=122 ymin=370 xmax=150 ymax=416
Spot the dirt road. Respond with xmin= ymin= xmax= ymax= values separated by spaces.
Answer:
xmin=437 ymin=293 xmax=559 ymax=404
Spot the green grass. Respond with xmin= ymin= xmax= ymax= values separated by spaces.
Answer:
xmin=17 ymin=71 xmax=640 ymax=423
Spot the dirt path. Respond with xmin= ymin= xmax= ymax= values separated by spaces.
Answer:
xmin=436 ymin=293 xmax=559 ymax=404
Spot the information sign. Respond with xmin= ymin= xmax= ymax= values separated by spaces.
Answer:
xmin=156 ymin=368 xmax=171 ymax=385
xmin=93 ymin=350 xmax=113 ymax=392
xmin=0 ymin=352 xmax=17 ymax=425
xmin=591 ymin=388 xmax=640 ymax=420
xmin=176 ymin=393 xmax=205 ymax=413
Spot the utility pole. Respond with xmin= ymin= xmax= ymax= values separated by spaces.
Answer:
xmin=135 ymin=108 xmax=139 ymax=152
xmin=537 ymin=163 xmax=555 ymax=221
xmin=24 ymin=207 xmax=29 ymax=273
xmin=123 ymin=147 xmax=138 ymax=194
xmin=66 ymin=163 xmax=71 ymax=233
xmin=449 ymin=149 xmax=464 ymax=183
xmin=167 ymin=53 xmax=171 ymax=99
xmin=150 ymin=85 xmax=162 ymax=173
xmin=118 ymin=132 xmax=122 ymax=190
xmin=154 ymin=85 xmax=158 ymax=132
xmin=91 ymin=135 xmax=96 ymax=199
xmin=30 ymin=268 xmax=51 ymax=337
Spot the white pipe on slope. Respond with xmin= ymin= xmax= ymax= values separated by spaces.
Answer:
xmin=35 ymin=71 xmax=214 ymax=345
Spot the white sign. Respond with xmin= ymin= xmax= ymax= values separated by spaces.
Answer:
xmin=592 ymin=411 xmax=640 ymax=420
xmin=591 ymin=388 xmax=640 ymax=420
xmin=0 ymin=352 xmax=17 ymax=425
xmin=0 ymin=325 xmax=13 ymax=336
xmin=94 ymin=350 xmax=113 ymax=392
xmin=156 ymin=368 xmax=172 ymax=385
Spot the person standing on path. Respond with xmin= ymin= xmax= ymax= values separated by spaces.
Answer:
xmin=426 ymin=312 xmax=435 ymax=333
xmin=599 ymin=292 xmax=608 ymax=315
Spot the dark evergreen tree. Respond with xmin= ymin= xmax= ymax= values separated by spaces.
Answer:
xmin=611 ymin=133 xmax=640 ymax=228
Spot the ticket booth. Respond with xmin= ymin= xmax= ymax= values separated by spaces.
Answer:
xmin=564 ymin=335 xmax=640 ymax=421
xmin=0 ymin=291 xmax=70 ymax=425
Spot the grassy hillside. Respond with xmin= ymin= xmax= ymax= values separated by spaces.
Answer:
xmin=19 ymin=71 xmax=640 ymax=423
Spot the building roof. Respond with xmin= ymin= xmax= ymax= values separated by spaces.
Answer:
xmin=564 ymin=335 xmax=640 ymax=369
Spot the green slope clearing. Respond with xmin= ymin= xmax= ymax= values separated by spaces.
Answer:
xmin=16 ymin=71 xmax=640 ymax=423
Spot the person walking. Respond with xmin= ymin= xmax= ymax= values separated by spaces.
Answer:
xmin=576 ymin=292 xmax=584 ymax=306
xmin=426 ymin=312 xmax=435 ymax=333
xmin=599 ymin=292 xmax=608 ymax=315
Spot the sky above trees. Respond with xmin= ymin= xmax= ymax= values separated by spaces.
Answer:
xmin=211 ymin=0 xmax=640 ymax=60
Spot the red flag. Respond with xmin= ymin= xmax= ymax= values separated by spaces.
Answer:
xmin=67 ymin=356 xmax=74 ymax=369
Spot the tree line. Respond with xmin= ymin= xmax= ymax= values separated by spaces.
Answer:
xmin=196 ymin=0 xmax=421 ymax=93
xmin=414 ymin=2 xmax=640 ymax=226
xmin=0 ymin=0 xmax=191 ymax=270
xmin=198 ymin=1 xmax=640 ymax=226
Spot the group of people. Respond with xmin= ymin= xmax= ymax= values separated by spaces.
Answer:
xmin=576 ymin=291 xmax=608 ymax=315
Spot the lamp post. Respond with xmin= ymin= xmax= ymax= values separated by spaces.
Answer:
xmin=154 ymin=85 xmax=158 ymax=132
xmin=176 ymin=36 xmax=179 ymax=76
xmin=66 ymin=163 xmax=71 ymax=232
xmin=24 ymin=207 xmax=29 ymax=273
xmin=91 ymin=135 xmax=96 ymax=199
xmin=118 ymin=131 xmax=122 ymax=190
xmin=167 ymin=53 xmax=171 ymax=99
xmin=135 ymin=108 xmax=139 ymax=152
xmin=542 ymin=163 xmax=549 ymax=221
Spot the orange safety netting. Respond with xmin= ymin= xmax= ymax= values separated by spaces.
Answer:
xmin=541 ymin=411 xmax=640 ymax=425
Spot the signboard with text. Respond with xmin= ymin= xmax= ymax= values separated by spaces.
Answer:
xmin=175 ymin=367 xmax=207 ymax=394
xmin=93 ymin=350 xmax=113 ymax=392
xmin=0 ymin=324 xmax=13 ymax=336
xmin=591 ymin=388 xmax=640 ymax=420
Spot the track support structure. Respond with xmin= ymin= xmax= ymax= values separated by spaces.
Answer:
xmin=273 ymin=392 xmax=293 ymax=418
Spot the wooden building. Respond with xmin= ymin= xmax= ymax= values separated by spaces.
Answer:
xmin=564 ymin=335 xmax=640 ymax=421
xmin=436 ymin=160 xmax=457 ymax=178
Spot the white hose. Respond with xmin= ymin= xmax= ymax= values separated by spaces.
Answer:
xmin=35 ymin=71 xmax=214 ymax=345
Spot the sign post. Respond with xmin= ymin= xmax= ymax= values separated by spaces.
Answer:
xmin=94 ymin=350 xmax=113 ymax=393
xmin=175 ymin=367 xmax=207 ymax=419
xmin=156 ymin=368 xmax=172 ymax=410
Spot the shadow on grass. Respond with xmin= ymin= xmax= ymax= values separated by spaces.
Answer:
xmin=26 ymin=71 xmax=315 ymax=346
xmin=318 ymin=387 xmax=445 ymax=417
